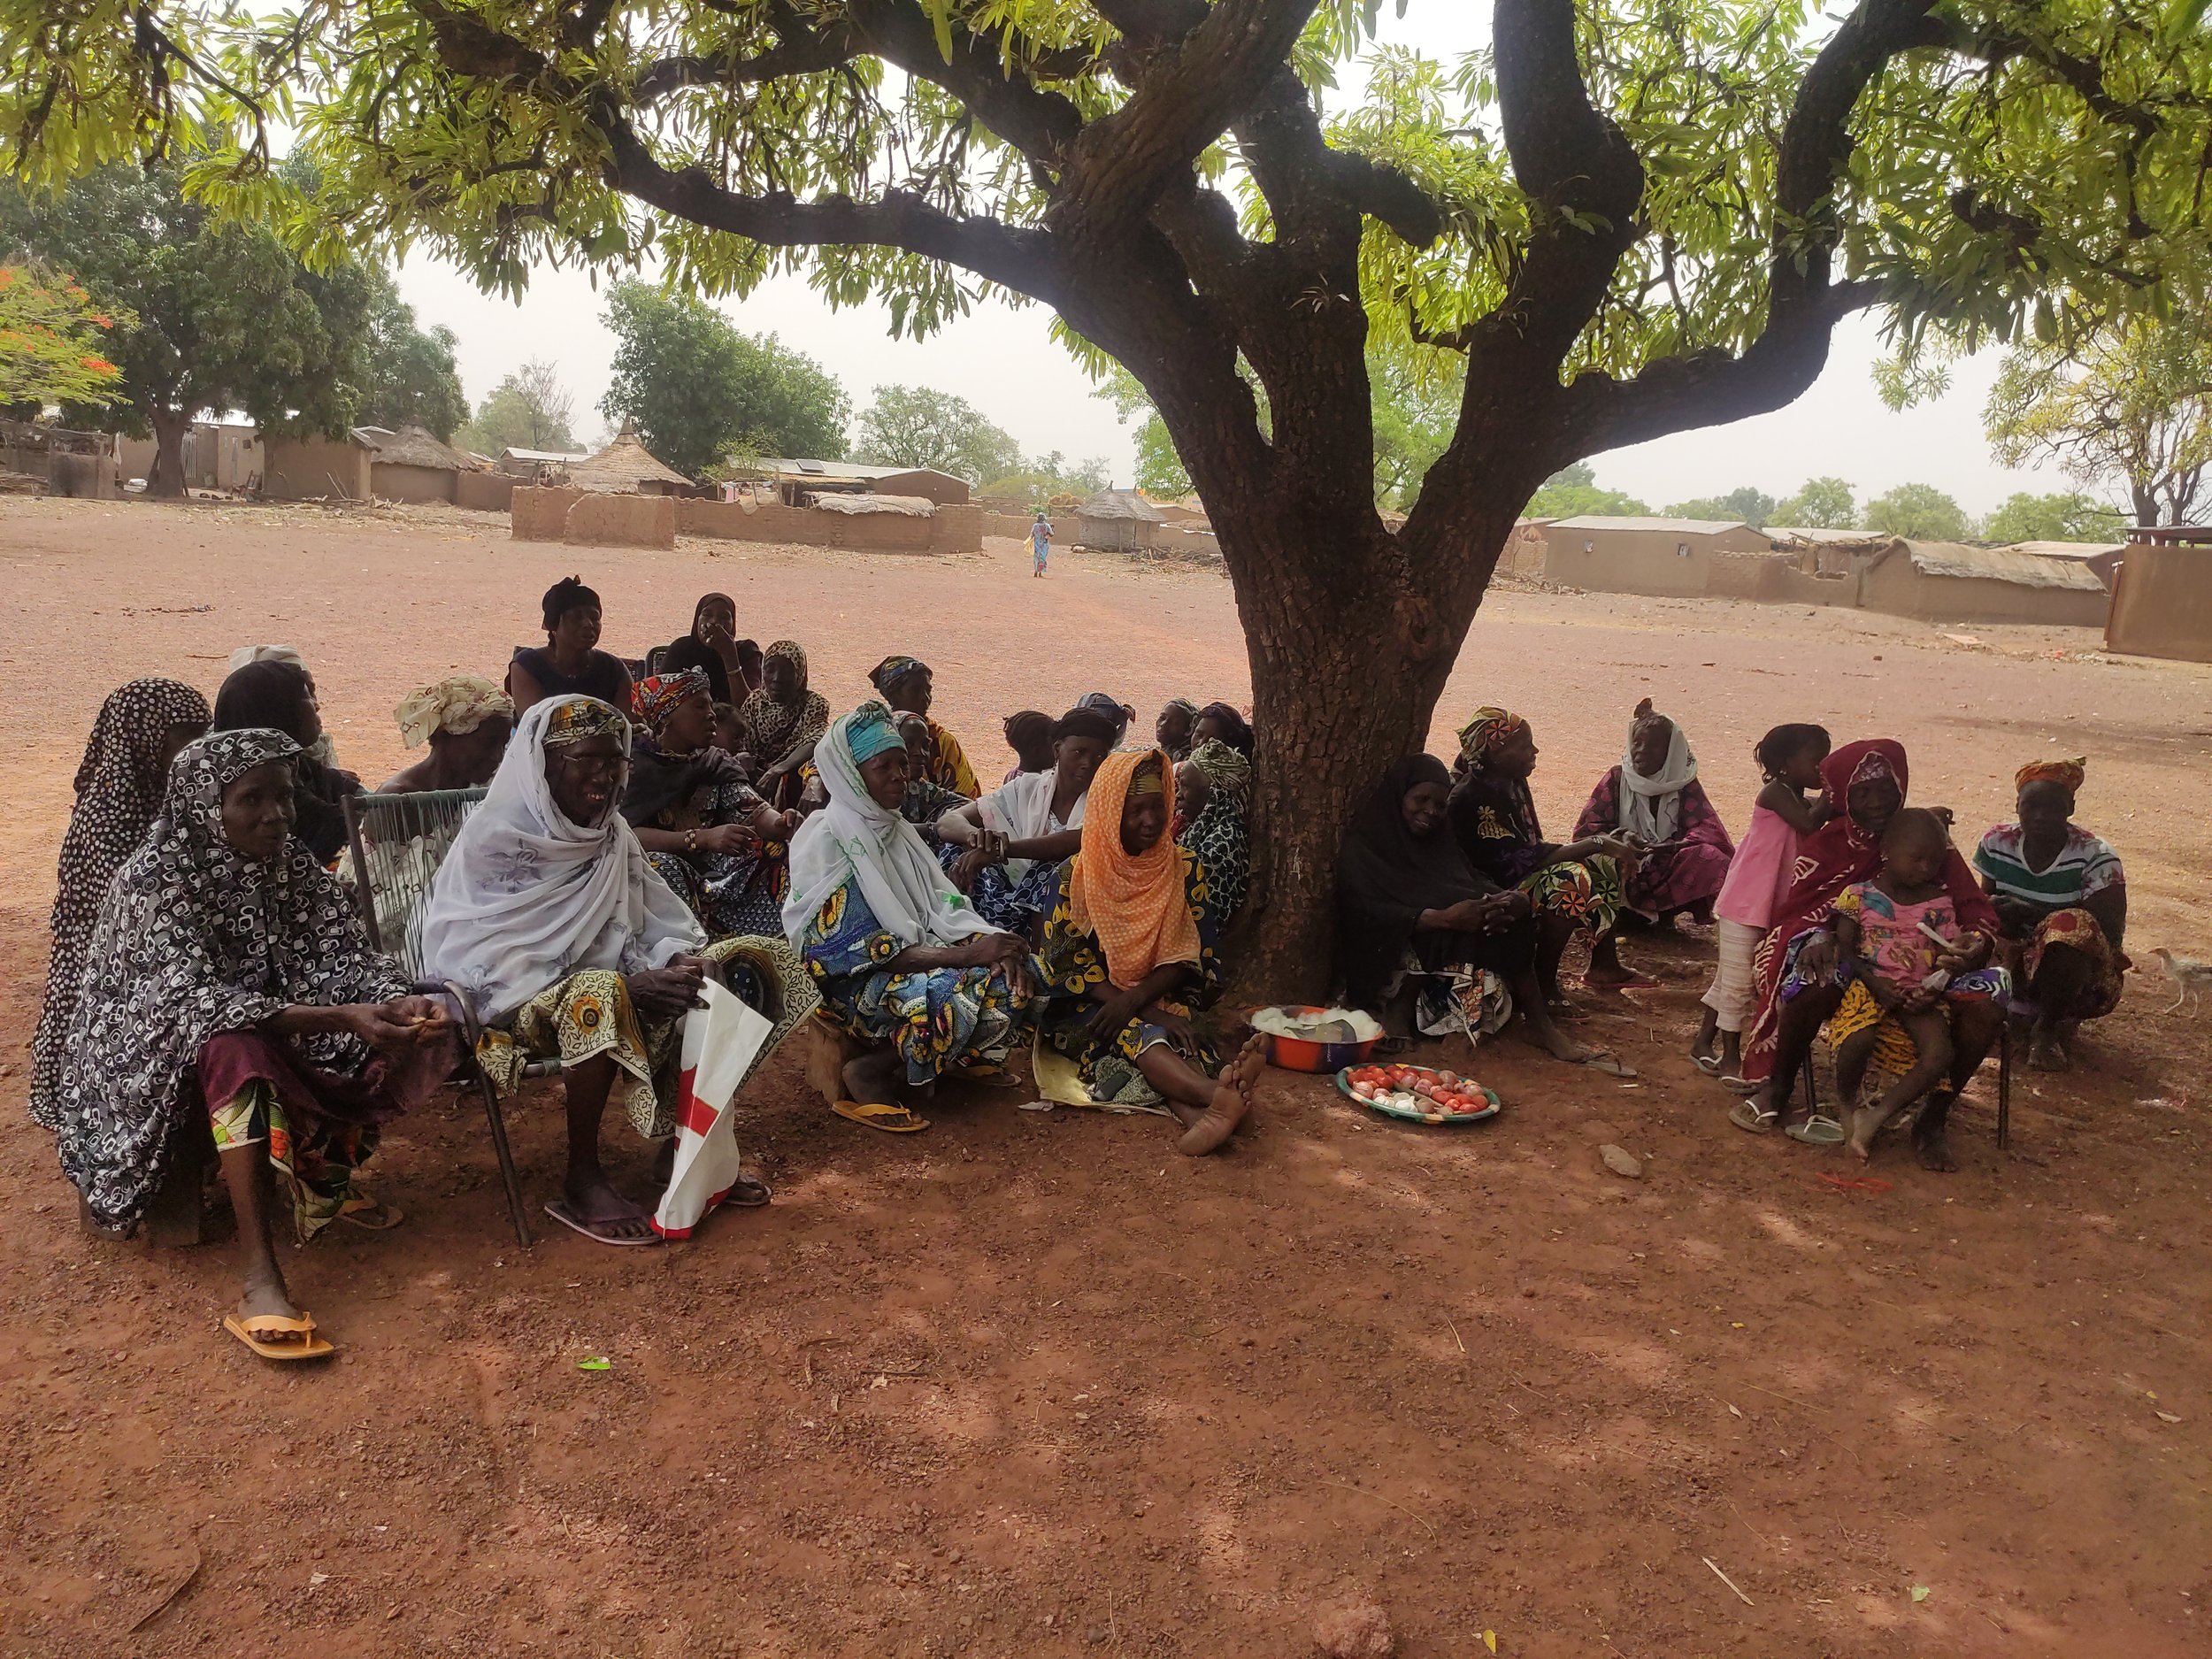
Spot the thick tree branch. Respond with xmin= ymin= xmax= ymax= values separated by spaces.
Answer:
xmin=634 ymin=15 xmax=858 ymax=106
xmin=845 ymin=0 xmax=1085 ymax=169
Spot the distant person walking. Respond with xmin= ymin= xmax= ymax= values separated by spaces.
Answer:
xmin=1030 ymin=511 xmax=1051 ymax=578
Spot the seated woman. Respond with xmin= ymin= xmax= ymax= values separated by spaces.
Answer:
xmin=1175 ymin=737 xmax=1252 ymax=918
xmin=787 ymin=703 xmax=1037 ymax=1133
xmin=1572 ymin=698 xmax=1734 ymax=932
xmin=510 ymin=576 xmax=634 ymax=718
xmin=29 ymin=677 xmax=211 ymax=1133
xmin=1037 ymin=749 xmax=1265 ymax=1155
xmin=733 ymin=639 xmax=830 ymax=809
xmin=54 ymin=730 xmax=459 ymax=1361
xmin=381 ymin=674 xmax=515 ymax=792
xmin=211 ymin=657 xmax=363 ymax=864
xmin=1337 ymin=756 xmax=1615 ymax=1070
xmin=230 ymin=644 xmax=345 ymax=770
xmin=1735 ymin=739 xmax=2003 ymax=1164
xmin=625 ymin=670 xmax=799 ymax=939
xmin=660 ymin=592 xmax=743 ymax=704
xmin=419 ymin=696 xmax=814 ymax=1246
xmin=937 ymin=704 xmax=1117 ymax=936
xmin=869 ymin=655 xmax=982 ymax=795
xmin=1972 ymin=757 xmax=2127 ymax=1071
xmin=1001 ymin=710 xmax=1057 ymax=782
xmin=894 ymin=710 xmax=971 ymax=849
xmin=1156 ymin=698 xmax=1200 ymax=762
xmin=1448 ymin=707 xmax=1640 ymax=1009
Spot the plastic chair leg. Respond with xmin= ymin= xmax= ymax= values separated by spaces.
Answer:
xmin=474 ymin=1068 xmax=533 ymax=1247
xmin=1996 ymin=1021 xmax=2012 ymax=1151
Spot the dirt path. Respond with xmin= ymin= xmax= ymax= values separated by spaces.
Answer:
xmin=3 ymin=498 xmax=2209 ymax=1657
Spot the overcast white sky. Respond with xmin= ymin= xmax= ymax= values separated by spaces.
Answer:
xmin=394 ymin=6 xmax=2070 ymax=514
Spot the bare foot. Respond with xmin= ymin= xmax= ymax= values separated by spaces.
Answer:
xmin=1845 ymin=1107 xmax=1883 ymax=1164
xmin=2027 ymin=1029 xmax=2071 ymax=1072
xmin=841 ymin=1055 xmax=902 ymax=1109
xmin=1582 ymin=960 xmax=1638 ymax=988
xmin=1912 ymin=1093 xmax=1958 ymax=1172
xmin=237 ymin=1271 xmax=301 ymax=1326
xmin=1177 ymin=1078 xmax=1249 ymax=1156
xmin=1229 ymin=1033 xmax=1267 ymax=1094
xmin=557 ymin=1175 xmax=655 ymax=1244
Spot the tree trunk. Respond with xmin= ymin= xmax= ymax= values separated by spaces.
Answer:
xmin=1217 ymin=510 xmax=1516 ymax=1002
xmin=146 ymin=408 xmax=190 ymax=499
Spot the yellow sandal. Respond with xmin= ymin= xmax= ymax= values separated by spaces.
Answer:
xmin=832 ymin=1099 xmax=930 ymax=1133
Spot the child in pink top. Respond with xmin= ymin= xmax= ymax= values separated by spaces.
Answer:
xmin=1694 ymin=725 xmax=1832 ymax=1081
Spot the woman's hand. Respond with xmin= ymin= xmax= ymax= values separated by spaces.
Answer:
xmin=342 ymin=1001 xmax=430 ymax=1050
xmin=1794 ymin=932 xmax=1838 ymax=981
xmin=1147 ymin=1006 xmax=1199 ymax=1052
xmin=1083 ymin=987 xmax=1148 ymax=1045
xmin=380 ymin=995 xmax=452 ymax=1046
xmin=1595 ymin=831 xmax=1646 ymax=869
xmin=695 ymin=822 xmax=756 ymax=856
xmin=626 ymin=958 xmax=707 ymax=1020
xmin=1934 ymin=933 xmax=1991 ymax=973
xmin=974 ymin=932 xmax=1034 ymax=997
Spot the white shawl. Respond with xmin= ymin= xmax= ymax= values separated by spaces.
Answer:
xmin=784 ymin=710 xmax=1000 ymax=951
xmin=418 ymin=696 xmax=703 ymax=1024
xmin=1618 ymin=718 xmax=1698 ymax=844
xmin=973 ymin=766 xmax=1088 ymax=883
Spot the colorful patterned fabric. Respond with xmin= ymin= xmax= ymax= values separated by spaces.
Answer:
xmin=641 ymin=773 xmax=790 ymax=940
xmin=630 ymin=668 xmax=711 ymax=740
xmin=2015 ymin=756 xmax=2087 ymax=794
xmin=1179 ymin=795 xmax=1250 ymax=920
xmin=31 ymin=677 xmax=211 ymax=1130
xmin=1573 ymin=768 xmax=1734 ymax=918
xmin=396 ymin=675 xmax=512 ymax=749
xmin=53 ymin=730 xmax=414 ymax=1233
xmin=1824 ymin=968 xmax=2010 ymax=1079
xmin=2009 ymin=906 xmax=2125 ymax=1020
xmin=1971 ymin=821 xmax=2124 ymax=910
xmin=476 ymin=934 xmax=813 ymax=1138
xmin=1455 ymin=706 xmax=1527 ymax=770
xmin=1519 ymin=853 xmax=1624 ymax=937
xmin=1038 ymin=850 xmax=1223 ymax=1106
xmin=734 ymin=640 xmax=829 ymax=784
xmin=1450 ymin=766 xmax=1551 ymax=887
xmin=1187 ymin=738 xmax=1250 ymax=809
xmin=902 ymin=776 xmax=970 ymax=849
xmin=924 ymin=719 xmax=981 ymax=798
xmin=846 ymin=703 xmax=905 ymax=764
xmin=544 ymin=695 xmax=632 ymax=747
xmin=1068 ymin=751 xmax=1203 ymax=987
xmin=798 ymin=877 xmax=1036 ymax=1086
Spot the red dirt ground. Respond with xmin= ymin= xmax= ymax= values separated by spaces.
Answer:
xmin=3 ymin=496 xmax=2209 ymax=1659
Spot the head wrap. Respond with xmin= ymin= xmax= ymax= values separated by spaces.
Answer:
xmin=1068 ymin=749 xmax=1202 ymax=987
xmin=2016 ymin=757 xmax=2086 ymax=795
xmin=765 ymin=639 xmax=809 ymax=691
xmin=52 ymin=728 xmax=410 ymax=1231
xmin=1618 ymin=708 xmax=1698 ymax=843
xmin=692 ymin=592 xmax=735 ymax=629
xmin=847 ymin=701 xmax=906 ymax=765
xmin=1195 ymin=702 xmax=1255 ymax=760
xmin=782 ymin=706 xmax=1000 ymax=951
xmin=544 ymin=695 xmax=631 ymax=748
xmin=227 ymin=643 xmax=305 ymax=674
xmin=396 ymin=675 xmax=514 ymax=749
xmin=1187 ymin=738 xmax=1250 ymax=811
xmin=419 ymin=696 xmax=702 ymax=1025
xmin=212 ymin=659 xmax=316 ymax=749
xmin=1127 ymin=756 xmax=1166 ymax=795
xmin=869 ymin=655 xmax=929 ymax=695
xmin=1164 ymin=697 xmax=1200 ymax=720
xmin=629 ymin=669 xmax=711 ymax=741
xmin=30 ymin=678 xmax=212 ymax=1130
xmin=1456 ymin=707 xmax=1527 ymax=768
xmin=1078 ymin=692 xmax=1133 ymax=743
xmin=1054 ymin=704 xmax=1121 ymax=746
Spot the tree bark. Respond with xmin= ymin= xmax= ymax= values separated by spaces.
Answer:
xmin=146 ymin=408 xmax=190 ymax=499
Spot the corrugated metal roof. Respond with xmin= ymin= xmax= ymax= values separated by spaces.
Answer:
xmin=501 ymin=446 xmax=589 ymax=464
xmin=1896 ymin=540 xmax=2108 ymax=592
xmin=2006 ymin=540 xmax=2126 ymax=559
xmin=1548 ymin=514 xmax=1750 ymax=534
xmin=1767 ymin=525 xmax=1886 ymax=546
xmin=811 ymin=492 xmax=935 ymax=517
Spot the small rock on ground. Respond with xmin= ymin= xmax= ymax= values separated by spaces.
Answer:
xmin=1600 ymin=1143 xmax=1643 ymax=1179
xmin=1312 ymin=1598 xmax=1395 ymax=1659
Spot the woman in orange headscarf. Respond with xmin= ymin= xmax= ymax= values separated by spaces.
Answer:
xmin=1037 ymin=749 xmax=1264 ymax=1155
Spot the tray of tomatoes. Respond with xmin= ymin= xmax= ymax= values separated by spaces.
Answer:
xmin=1337 ymin=1062 xmax=1500 ymax=1125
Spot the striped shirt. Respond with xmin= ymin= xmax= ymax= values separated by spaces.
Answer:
xmin=1971 ymin=822 xmax=2124 ymax=909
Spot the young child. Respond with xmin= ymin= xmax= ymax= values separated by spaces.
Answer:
xmin=1697 ymin=723 xmax=1832 ymax=1084
xmin=1829 ymin=809 xmax=2002 ymax=1166
xmin=711 ymin=701 xmax=746 ymax=757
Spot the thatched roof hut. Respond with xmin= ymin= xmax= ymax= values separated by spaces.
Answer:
xmin=563 ymin=421 xmax=692 ymax=494
xmin=1073 ymin=489 xmax=1164 ymax=551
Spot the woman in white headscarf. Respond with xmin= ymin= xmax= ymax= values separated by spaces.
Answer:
xmin=787 ymin=702 xmax=1037 ymax=1133
xmin=1571 ymin=699 xmax=1736 ymax=979
xmin=419 ymin=695 xmax=815 ymax=1245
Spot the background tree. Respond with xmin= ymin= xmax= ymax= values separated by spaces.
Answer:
xmin=457 ymin=358 xmax=579 ymax=455
xmin=980 ymin=451 xmax=1113 ymax=505
xmin=12 ymin=1 xmax=2208 ymax=990
xmin=1663 ymin=486 xmax=1775 ymax=527
xmin=601 ymin=280 xmax=847 ymax=476
xmin=1983 ymin=316 xmax=2212 ymax=528
xmin=1096 ymin=367 xmax=1194 ymax=496
xmin=0 ymin=263 xmax=130 ymax=409
xmin=0 ymin=165 xmax=373 ymax=495
xmin=1524 ymin=463 xmax=1648 ymax=519
xmin=854 ymin=383 xmax=1024 ymax=483
xmin=354 ymin=272 xmax=467 ymax=439
xmin=1979 ymin=489 xmax=2120 ymax=544
xmin=1772 ymin=476 xmax=1857 ymax=529
xmin=1863 ymin=481 xmax=1970 ymax=541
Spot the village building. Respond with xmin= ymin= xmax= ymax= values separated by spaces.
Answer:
xmin=1532 ymin=515 xmax=1773 ymax=595
xmin=1850 ymin=539 xmax=2111 ymax=627
xmin=750 ymin=457 xmax=972 ymax=506
xmin=1073 ymin=489 xmax=1165 ymax=552
xmin=496 ymin=445 xmax=590 ymax=479
xmin=2105 ymin=527 xmax=2212 ymax=662
xmin=557 ymin=422 xmax=693 ymax=495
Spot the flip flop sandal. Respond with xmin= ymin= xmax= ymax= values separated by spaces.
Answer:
xmin=955 ymin=1063 xmax=1027 ymax=1090
xmin=1719 ymin=1074 xmax=1761 ymax=1094
xmin=1729 ymin=1099 xmax=1780 ymax=1133
xmin=337 ymin=1194 xmax=404 ymax=1231
xmin=1582 ymin=1055 xmax=1639 ymax=1079
xmin=223 ymin=1311 xmax=335 ymax=1362
xmin=724 ymin=1175 xmax=773 ymax=1209
xmin=1784 ymin=1114 xmax=1847 ymax=1147
xmin=1692 ymin=1053 xmax=1724 ymax=1077
xmin=543 ymin=1198 xmax=662 ymax=1247
xmin=833 ymin=1099 xmax=930 ymax=1133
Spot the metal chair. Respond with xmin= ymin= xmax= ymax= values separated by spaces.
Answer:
xmin=1800 ymin=1019 xmax=2014 ymax=1148
xmin=342 ymin=788 xmax=537 ymax=1245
